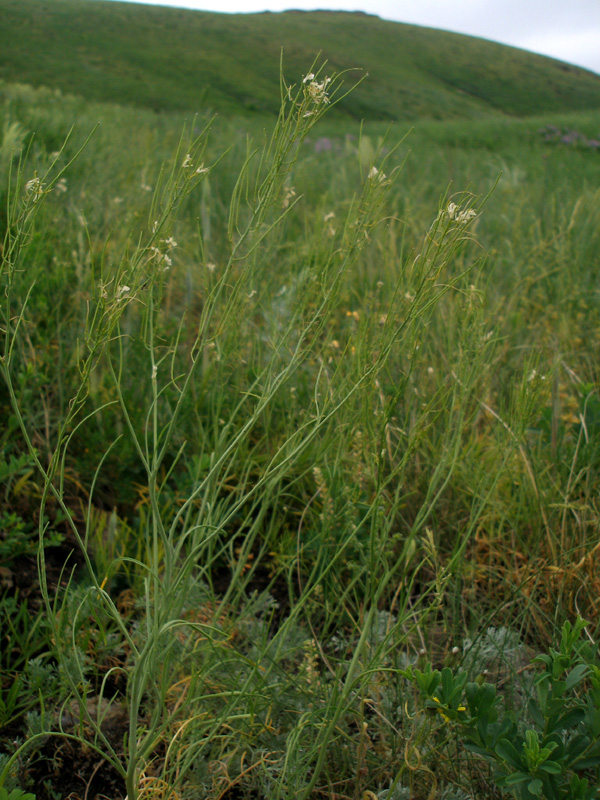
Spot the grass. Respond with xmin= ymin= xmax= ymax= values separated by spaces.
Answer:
xmin=0 ymin=66 xmax=599 ymax=800
xmin=2 ymin=0 xmax=600 ymax=120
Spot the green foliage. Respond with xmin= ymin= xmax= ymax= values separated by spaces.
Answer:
xmin=1 ymin=42 xmax=600 ymax=800
xmin=0 ymin=513 xmax=63 ymax=565
xmin=0 ymin=454 xmax=33 ymax=489
xmin=404 ymin=618 xmax=600 ymax=800
xmin=6 ymin=61 xmax=477 ymax=799
xmin=0 ymin=595 xmax=53 ymax=729
xmin=0 ymin=789 xmax=36 ymax=800
xmin=1 ymin=0 xmax=600 ymax=120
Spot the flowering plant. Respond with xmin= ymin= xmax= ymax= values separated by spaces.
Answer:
xmin=402 ymin=618 xmax=600 ymax=799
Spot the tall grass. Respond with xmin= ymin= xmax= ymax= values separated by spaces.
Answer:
xmin=0 ymin=74 xmax=599 ymax=799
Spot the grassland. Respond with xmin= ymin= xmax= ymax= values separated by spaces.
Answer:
xmin=2 ymin=0 xmax=600 ymax=121
xmin=1 ymin=16 xmax=600 ymax=800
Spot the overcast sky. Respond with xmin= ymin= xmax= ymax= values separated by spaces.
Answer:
xmin=102 ymin=0 xmax=600 ymax=74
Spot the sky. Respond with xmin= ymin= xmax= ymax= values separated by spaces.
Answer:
xmin=102 ymin=0 xmax=600 ymax=75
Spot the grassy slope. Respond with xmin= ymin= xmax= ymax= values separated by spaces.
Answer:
xmin=2 ymin=0 xmax=600 ymax=120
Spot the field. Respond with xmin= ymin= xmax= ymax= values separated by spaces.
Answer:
xmin=1 ymin=55 xmax=600 ymax=800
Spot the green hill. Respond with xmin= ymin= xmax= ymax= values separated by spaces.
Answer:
xmin=2 ymin=0 xmax=600 ymax=120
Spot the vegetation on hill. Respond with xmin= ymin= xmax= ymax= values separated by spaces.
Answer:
xmin=2 ymin=0 xmax=600 ymax=120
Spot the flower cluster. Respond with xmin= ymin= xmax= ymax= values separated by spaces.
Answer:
xmin=182 ymin=154 xmax=210 ymax=175
xmin=368 ymin=166 xmax=388 ymax=184
xmin=302 ymin=73 xmax=332 ymax=114
xmin=25 ymin=175 xmax=45 ymax=203
xmin=149 ymin=236 xmax=178 ymax=271
xmin=446 ymin=202 xmax=477 ymax=223
xmin=432 ymin=695 xmax=466 ymax=723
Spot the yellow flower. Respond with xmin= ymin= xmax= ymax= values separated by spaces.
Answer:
xmin=432 ymin=696 xmax=465 ymax=723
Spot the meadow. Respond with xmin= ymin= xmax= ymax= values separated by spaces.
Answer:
xmin=1 ymin=68 xmax=600 ymax=800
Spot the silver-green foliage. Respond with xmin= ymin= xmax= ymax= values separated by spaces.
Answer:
xmin=0 ymin=66 xmax=494 ymax=799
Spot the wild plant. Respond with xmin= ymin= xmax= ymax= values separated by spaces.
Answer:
xmin=1 ymin=65 xmax=498 ymax=799
xmin=403 ymin=617 xmax=600 ymax=800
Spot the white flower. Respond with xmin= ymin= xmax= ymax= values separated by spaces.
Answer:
xmin=303 ymin=74 xmax=331 ymax=106
xmin=368 ymin=166 xmax=387 ymax=183
xmin=195 ymin=163 xmax=209 ymax=175
xmin=149 ymin=245 xmax=172 ymax=270
xmin=25 ymin=177 xmax=41 ymax=193
xmin=25 ymin=176 xmax=44 ymax=203
xmin=446 ymin=202 xmax=477 ymax=223
xmin=527 ymin=369 xmax=545 ymax=382
xmin=163 ymin=237 xmax=178 ymax=249
xmin=117 ymin=285 xmax=131 ymax=297
xmin=182 ymin=154 xmax=192 ymax=168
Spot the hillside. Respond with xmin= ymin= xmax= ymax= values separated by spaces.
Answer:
xmin=2 ymin=0 xmax=600 ymax=120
